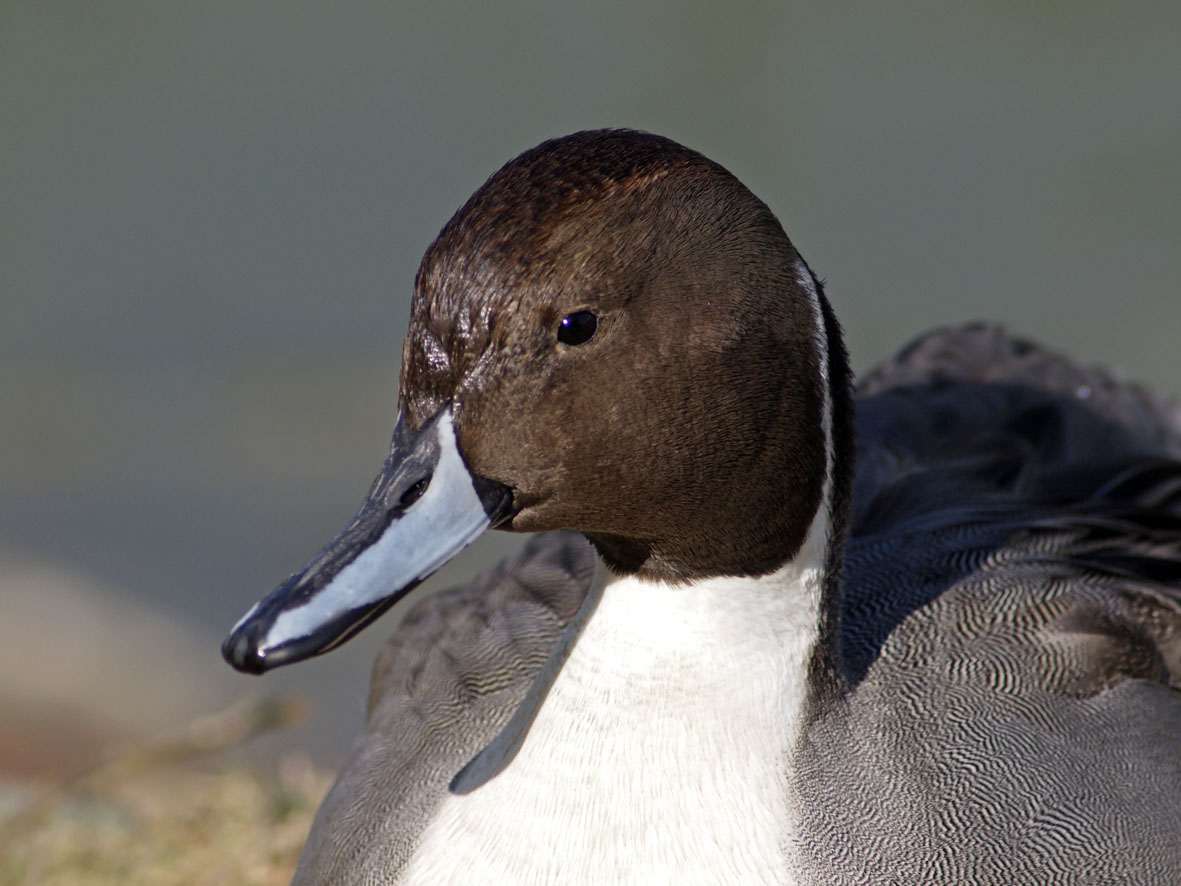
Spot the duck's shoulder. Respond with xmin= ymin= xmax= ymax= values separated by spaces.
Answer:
xmin=796 ymin=331 xmax=1181 ymax=880
xmin=848 ymin=467 xmax=1181 ymax=690
xmin=293 ymin=531 xmax=594 ymax=885
xmin=365 ymin=531 xmax=593 ymax=715
xmin=845 ymin=323 xmax=1181 ymax=695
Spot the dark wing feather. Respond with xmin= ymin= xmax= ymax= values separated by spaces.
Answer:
xmin=853 ymin=322 xmax=1181 ymax=521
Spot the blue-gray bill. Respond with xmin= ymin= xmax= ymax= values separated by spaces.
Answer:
xmin=221 ymin=410 xmax=512 ymax=674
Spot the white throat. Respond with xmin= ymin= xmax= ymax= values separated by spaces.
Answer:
xmin=399 ymin=500 xmax=831 ymax=885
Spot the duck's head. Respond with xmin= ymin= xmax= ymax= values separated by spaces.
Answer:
xmin=223 ymin=130 xmax=852 ymax=674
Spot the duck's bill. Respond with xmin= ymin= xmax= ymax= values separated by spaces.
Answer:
xmin=222 ymin=409 xmax=512 ymax=674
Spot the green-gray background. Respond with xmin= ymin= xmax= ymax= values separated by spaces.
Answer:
xmin=2 ymin=0 xmax=1177 ymax=766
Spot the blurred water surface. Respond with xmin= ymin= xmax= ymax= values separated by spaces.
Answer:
xmin=2 ymin=0 xmax=1178 ymax=765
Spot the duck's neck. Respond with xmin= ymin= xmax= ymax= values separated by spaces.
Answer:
xmin=577 ymin=275 xmax=851 ymax=723
xmin=404 ymin=507 xmax=832 ymax=885
xmin=581 ymin=500 xmax=834 ymax=751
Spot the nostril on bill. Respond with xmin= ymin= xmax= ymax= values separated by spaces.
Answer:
xmin=399 ymin=477 xmax=429 ymax=509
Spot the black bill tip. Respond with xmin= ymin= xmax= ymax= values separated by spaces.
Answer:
xmin=221 ymin=572 xmax=408 ymax=674
xmin=221 ymin=409 xmax=513 ymax=675
xmin=221 ymin=623 xmax=271 ymax=675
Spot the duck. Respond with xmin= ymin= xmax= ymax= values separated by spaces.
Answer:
xmin=223 ymin=129 xmax=1181 ymax=884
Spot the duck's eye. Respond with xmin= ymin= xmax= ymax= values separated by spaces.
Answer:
xmin=557 ymin=311 xmax=598 ymax=346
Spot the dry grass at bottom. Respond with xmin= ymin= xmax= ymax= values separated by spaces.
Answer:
xmin=0 ymin=697 xmax=334 ymax=886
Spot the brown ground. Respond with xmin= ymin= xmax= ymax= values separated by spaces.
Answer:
xmin=0 ymin=697 xmax=332 ymax=886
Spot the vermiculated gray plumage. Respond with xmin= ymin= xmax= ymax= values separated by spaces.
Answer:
xmin=797 ymin=324 xmax=1181 ymax=883
xmin=296 ymin=323 xmax=1181 ymax=884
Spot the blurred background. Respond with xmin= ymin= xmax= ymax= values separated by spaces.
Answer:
xmin=2 ymin=0 xmax=1178 ymax=788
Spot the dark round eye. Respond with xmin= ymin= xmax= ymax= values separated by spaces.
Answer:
xmin=557 ymin=311 xmax=598 ymax=346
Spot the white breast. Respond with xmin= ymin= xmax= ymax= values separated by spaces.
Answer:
xmin=397 ymin=541 xmax=827 ymax=886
